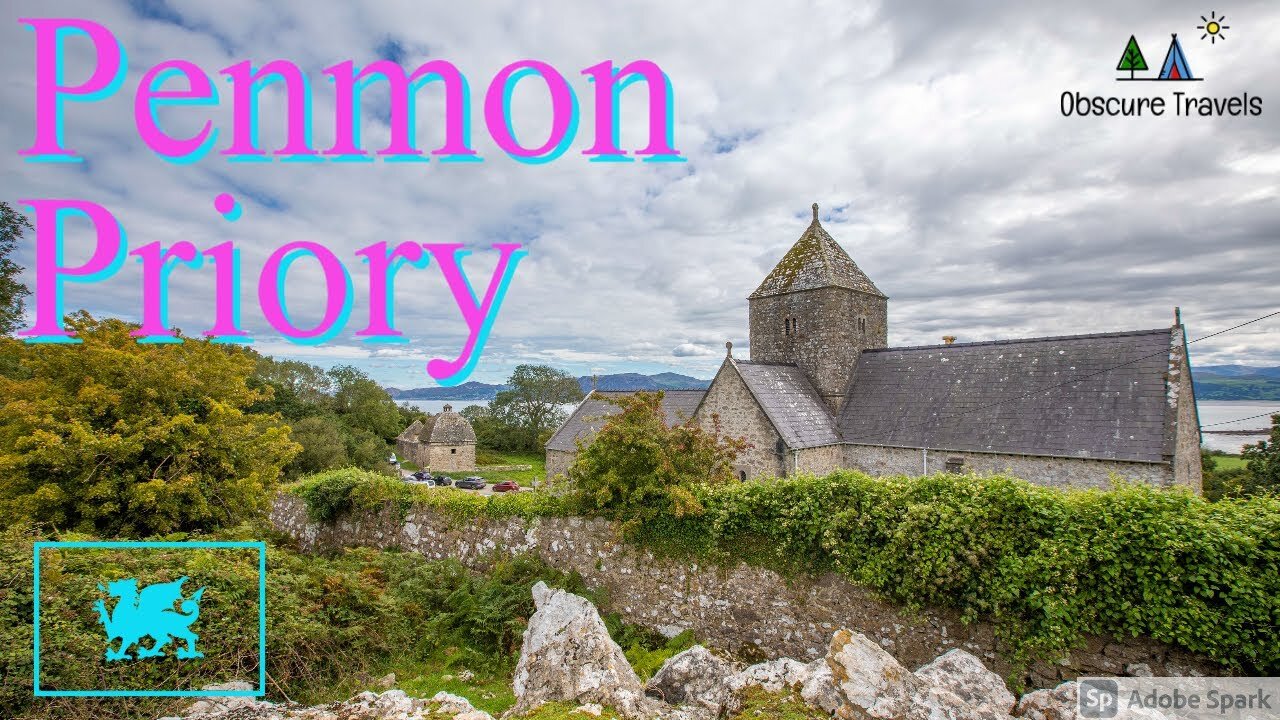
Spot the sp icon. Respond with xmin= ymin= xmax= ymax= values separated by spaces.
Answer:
xmin=1080 ymin=679 xmax=1120 ymax=718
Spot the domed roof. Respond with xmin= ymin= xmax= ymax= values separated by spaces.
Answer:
xmin=427 ymin=405 xmax=476 ymax=445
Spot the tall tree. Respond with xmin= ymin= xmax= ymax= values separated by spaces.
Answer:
xmin=0 ymin=313 xmax=299 ymax=535
xmin=1241 ymin=414 xmax=1280 ymax=495
xmin=0 ymin=202 xmax=33 ymax=335
xmin=490 ymin=364 xmax=584 ymax=450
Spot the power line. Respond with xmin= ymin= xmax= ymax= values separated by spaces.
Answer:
xmin=841 ymin=308 xmax=1280 ymax=446
xmin=1201 ymin=411 xmax=1279 ymax=428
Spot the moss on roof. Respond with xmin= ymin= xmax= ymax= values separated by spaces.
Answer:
xmin=750 ymin=209 xmax=885 ymax=299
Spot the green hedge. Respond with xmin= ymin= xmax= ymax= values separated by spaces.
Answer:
xmin=287 ymin=468 xmax=569 ymax=526
xmin=288 ymin=468 xmax=1280 ymax=674
xmin=655 ymin=472 xmax=1280 ymax=673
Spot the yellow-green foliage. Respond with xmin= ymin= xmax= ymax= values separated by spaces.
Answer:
xmin=0 ymin=315 xmax=299 ymax=536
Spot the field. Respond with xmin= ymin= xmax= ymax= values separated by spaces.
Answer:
xmin=1212 ymin=454 xmax=1248 ymax=470
xmin=439 ymin=451 xmax=547 ymax=485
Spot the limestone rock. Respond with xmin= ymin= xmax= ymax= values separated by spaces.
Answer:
xmin=431 ymin=691 xmax=494 ymax=720
xmin=800 ymin=657 xmax=844 ymax=716
xmin=827 ymin=628 xmax=918 ymax=720
xmin=728 ymin=657 xmax=811 ymax=693
xmin=376 ymin=672 xmax=397 ymax=690
xmin=1014 ymin=681 xmax=1078 ymax=720
xmin=646 ymin=644 xmax=737 ymax=715
xmin=916 ymin=649 xmax=1016 ymax=716
xmin=510 ymin=581 xmax=656 ymax=719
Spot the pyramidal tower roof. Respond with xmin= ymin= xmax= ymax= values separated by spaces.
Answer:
xmin=749 ymin=203 xmax=885 ymax=299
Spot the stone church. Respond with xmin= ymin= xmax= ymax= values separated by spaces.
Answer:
xmin=546 ymin=205 xmax=1203 ymax=492
xmin=396 ymin=404 xmax=477 ymax=472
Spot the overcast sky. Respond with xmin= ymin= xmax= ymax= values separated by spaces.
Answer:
xmin=3 ymin=0 xmax=1278 ymax=388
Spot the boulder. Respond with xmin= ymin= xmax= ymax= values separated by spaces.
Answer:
xmin=645 ymin=645 xmax=738 ymax=715
xmin=800 ymin=657 xmax=844 ymax=716
xmin=431 ymin=691 xmax=494 ymax=720
xmin=1014 ymin=681 xmax=1078 ymax=720
xmin=915 ymin=649 xmax=1017 ymax=716
xmin=727 ymin=657 xmax=811 ymax=693
xmin=827 ymin=628 xmax=918 ymax=720
xmin=509 ymin=581 xmax=658 ymax=719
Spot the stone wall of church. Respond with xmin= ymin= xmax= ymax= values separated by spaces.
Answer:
xmin=791 ymin=444 xmax=845 ymax=476
xmin=842 ymin=444 xmax=1175 ymax=489
xmin=395 ymin=439 xmax=430 ymax=468
xmin=749 ymin=287 xmax=887 ymax=412
xmin=696 ymin=361 xmax=786 ymax=479
xmin=1169 ymin=327 xmax=1204 ymax=493
xmin=545 ymin=449 xmax=575 ymax=482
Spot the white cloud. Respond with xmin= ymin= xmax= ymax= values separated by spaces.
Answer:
xmin=2 ymin=0 xmax=1278 ymax=389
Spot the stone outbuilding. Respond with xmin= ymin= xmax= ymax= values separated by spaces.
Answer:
xmin=395 ymin=404 xmax=477 ymax=472
xmin=546 ymin=203 xmax=1203 ymax=493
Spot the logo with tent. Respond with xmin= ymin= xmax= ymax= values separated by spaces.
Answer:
xmin=1116 ymin=34 xmax=1203 ymax=81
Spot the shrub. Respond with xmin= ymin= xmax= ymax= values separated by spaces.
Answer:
xmin=567 ymin=392 xmax=747 ymax=529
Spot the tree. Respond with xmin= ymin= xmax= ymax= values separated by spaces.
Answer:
xmin=1241 ymin=414 xmax=1280 ymax=495
xmin=1116 ymin=35 xmax=1148 ymax=80
xmin=489 ymin=364 xmax=584 ymax=450
xmin=0 ymin=202 xmax=32 ymax=335
xmin=0 ymin=313 xmax=299 ymax=535
xmin=568 ymin=392 xmax=747 ymax=528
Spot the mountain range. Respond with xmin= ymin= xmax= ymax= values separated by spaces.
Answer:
xmin=386 ymin=372 xmax=711 ymax=400
xmin=386 ymin=366 xmax=1280 ymax=402
xmin=1194 ymin=365 xmax=1280 ymax=401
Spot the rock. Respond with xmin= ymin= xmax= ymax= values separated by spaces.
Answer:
xmin=574 ymin=704 xmax=604 ymax=716
xmin=510 ymin=581 xmax=658 ymax=719
xmin=376 ymin=672 xmax=397 ymax=690
xmin=800 ymin=658 xmax=844 ymax=716
xmin=728 ymin=657 xmax=811 ymax=693
xmin=457 ymin=668 xmax=476 ymax=682
xmin=1014 ymin=681 xmax=1078 ymax=720
xmin=432 ymin=690 xmax=494 ymax=719
xmin=826 ymin=628 xmax=918 ymax=720
xmin=183 ymin=681 xmax=266 ymax=717
xmin=915 ymin=648 xmax=1016 ymax=715
xmin=1124 ymin=663 xmax=1153 ymax=677
xmin=646 ymin=645 xmax=737 ymax=715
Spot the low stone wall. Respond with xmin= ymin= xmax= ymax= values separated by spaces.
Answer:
xmin=270 ymin=494 xmax=1217 ymax=689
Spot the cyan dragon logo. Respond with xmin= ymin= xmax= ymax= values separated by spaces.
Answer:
xmin=93 ymin=576 xmax=206 ymax=661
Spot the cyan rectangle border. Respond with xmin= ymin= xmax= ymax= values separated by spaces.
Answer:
xmin=33 ymin=540 xmax=267 ymax=698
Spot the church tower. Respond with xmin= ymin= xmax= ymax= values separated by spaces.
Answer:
xmin=748 ymin=204 xmax=887 ymax=413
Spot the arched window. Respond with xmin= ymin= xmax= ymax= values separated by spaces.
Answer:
xmin=739 ymin=470 xmax=747 ymax=482
xmin=784 ymin=318 xmax=790 ymax=336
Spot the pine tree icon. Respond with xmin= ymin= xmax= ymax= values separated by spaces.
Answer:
xmin=1116 ymin=35 xmax=1148 ymax=79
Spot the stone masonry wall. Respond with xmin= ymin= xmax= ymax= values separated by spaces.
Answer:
xmin=695 ymin=361 xmax=786 ymax=480
xmin=843 ymin=444 xmax=1175 ymax=489
xmin=545 ymin=449 xmax=575 ymax=482
xmin=792 ymin=444 xmax=845 ymax=476
xmin=428 ymin=443 xmax=475 ymax=472
xmin=271 ymin=494 xmax=1217 ymax=689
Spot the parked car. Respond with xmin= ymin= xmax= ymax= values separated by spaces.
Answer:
xmin=410 ymin=470 xmax=433 ymax=482
xmin=455 ymin=477 xmax=486 ymax=490
xmin=491 ymin=480 xmax=520 ymax=493
xmin=433 ymin=476 xmax=453 ymax=487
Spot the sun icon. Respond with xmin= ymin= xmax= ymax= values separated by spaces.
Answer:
xmin=1197 ymin=10 xmax=1229 ymax=43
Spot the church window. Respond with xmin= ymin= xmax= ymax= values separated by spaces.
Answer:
xmin=739 ymin=470 xmax=747 ymax=482
xmin=451 ymin=448 xmax=457 ymax=454
xmin=859 ymin=317 xmax=866 ymax=334
xmin=784 ymin=318 xmax=790 ymax=336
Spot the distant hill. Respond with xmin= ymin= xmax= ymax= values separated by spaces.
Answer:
xmin=387 ymin=372 xmax=710 ymax=401
xmin=1194 ymin=365 xmax=1280 ymax=401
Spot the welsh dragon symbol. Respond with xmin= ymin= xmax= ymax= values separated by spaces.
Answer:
xmin=93 ymin=576 xmax=206 ymax=661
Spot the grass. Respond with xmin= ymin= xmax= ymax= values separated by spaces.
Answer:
xmin=433 ymin=450 xmax=546 ymax=486
xmin=1212 ymin=454 xmax=1248 ymax=470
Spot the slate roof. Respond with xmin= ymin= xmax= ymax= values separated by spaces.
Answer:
xmin=836 ymin=329 xmax=1176 ymax=463
xmin=733 ymin=361 xmax=842 ymax=449
xmin=544 ymin=390 xmax=706 ymax=452
xmin=398 ymin=409 xmax=476 ymax=445
xmin=749 ymin=206 xmax=885 ymax=299
xmin=430 ymin=409 xmax=476 ymax=445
